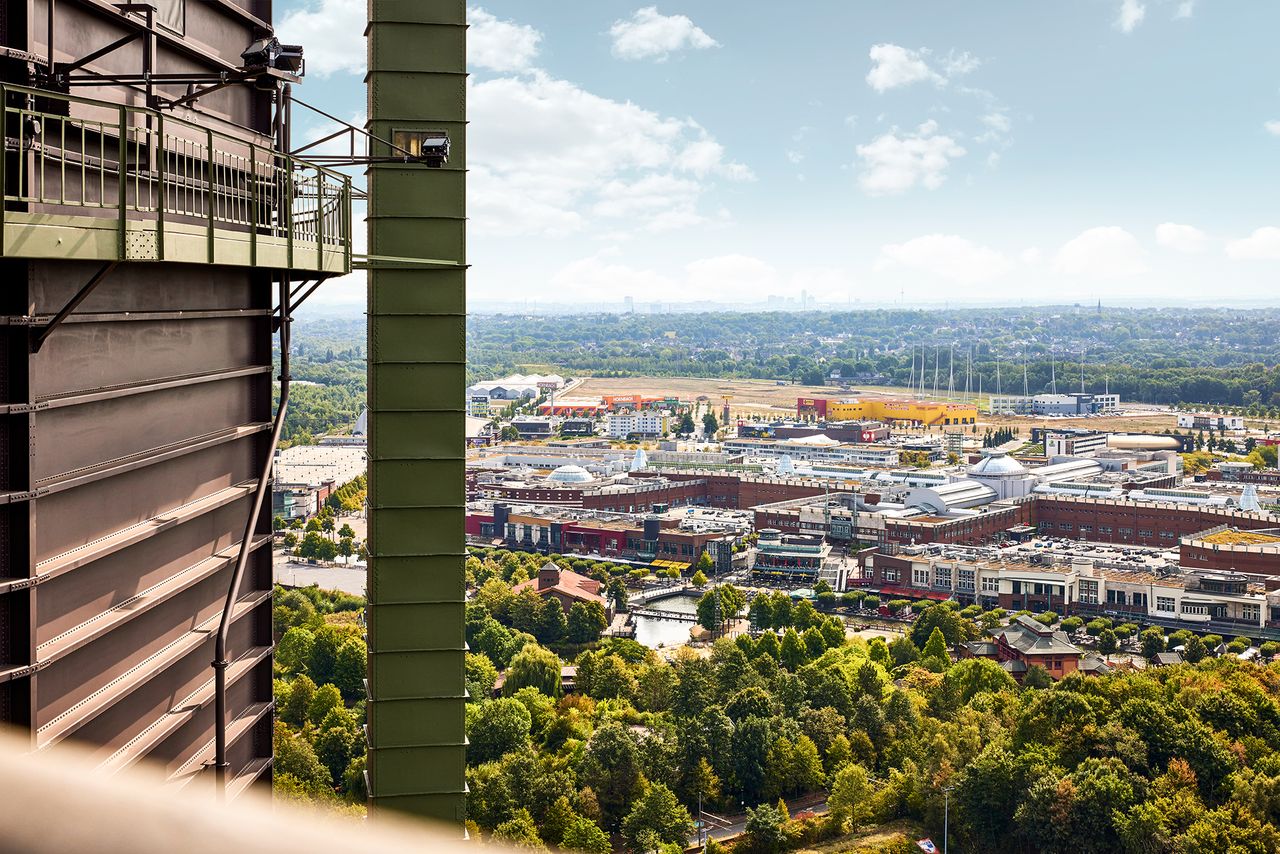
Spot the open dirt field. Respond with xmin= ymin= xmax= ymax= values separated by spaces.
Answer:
xmin=573 ymin=375 xmax=1184 ymax=433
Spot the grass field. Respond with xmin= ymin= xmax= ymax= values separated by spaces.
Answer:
xmin=573 ymin=375 xmax=1185 ymax=434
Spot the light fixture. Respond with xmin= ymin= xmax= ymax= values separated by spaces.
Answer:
xmin=241 ymin=37 xmax=305 ymax=76
xmin=392 ymin=129 xmax=450 ymax=167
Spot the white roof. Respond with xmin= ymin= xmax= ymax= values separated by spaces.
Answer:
xmin=275 ymin=445 xmax=367 ymax=488
xmin=548 ymin=464 xmax=594 ymax=484
xmin=968 ymin=450 xmax=1027 ymax=477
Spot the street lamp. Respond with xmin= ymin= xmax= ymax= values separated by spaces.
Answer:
xmin=942 ymin=785 xmax=954 ymax=854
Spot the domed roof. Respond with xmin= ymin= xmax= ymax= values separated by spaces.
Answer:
xmin=968 ymin=450 xmax=1027 ymax=477
xmin=548 ymin=464 xmax=593 ymax=484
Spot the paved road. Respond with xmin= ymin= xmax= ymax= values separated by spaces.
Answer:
xmin=273 ymin=558 xmax=366 ymax=596
xmin=693 ymin=793 xmax=829 ymax=845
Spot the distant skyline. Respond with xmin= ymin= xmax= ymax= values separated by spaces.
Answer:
xmin=279 ymin=1 xmax=1280 ymax=308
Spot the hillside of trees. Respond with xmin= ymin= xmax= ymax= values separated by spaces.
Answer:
xmin=279 ymin=307 xmax=1280 ymax=446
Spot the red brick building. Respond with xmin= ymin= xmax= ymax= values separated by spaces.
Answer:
xmin=513 ymin=563 xmax=613 ymax=619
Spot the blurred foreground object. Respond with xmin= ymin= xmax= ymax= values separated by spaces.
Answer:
xmin=0 ymin=726 xmax=470 ymax=854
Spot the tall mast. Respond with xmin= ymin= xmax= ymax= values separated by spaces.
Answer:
xmin=947 ymin=344 xmax=955 ymax=399
xmin=996 ymin=350 xmax=1002 ymax=397
xmin=932 ymin=345 xmax=940 ymax=399
xmin=1022 ymin=349 xmax=1029 ymax=397
xmin=909 ymin=345 xmax=916 ymax=396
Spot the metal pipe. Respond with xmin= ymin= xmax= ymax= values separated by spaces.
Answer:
xmin=46 ymin=0 xmax=57 ymax=78
xmin=213 ymin=273 xmax=290 ymax=798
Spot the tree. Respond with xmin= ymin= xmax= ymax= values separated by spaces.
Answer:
xmin=743 ymin=802 xmax=788 ymax=854
xmin=580 ymin=722 xmax=643 ymax=829
xmin=691 ymin=569 xmax=708 ymax=587
xmin=697 ymin=550 xmax=715 ymax=576
xmin=1022 ymin=664 xmax=1053 ymax=689
xmin=1140 ymin=627 xmax=1166 ymax=660
xmin=273 ymin=721 xmax=331 ymax=789
xmin=621 ymin=782 xmax=694 ymax=851
xmin=492 ymin=808 xmax=547 ymax=851
xmin=468 ymin=698 xmax=533 ymax=764
xmin=921 ymin=626 xmax=950 ymax=671
xmin=314 ymin=713 xmax=360 ymax=784
xmin=276 ymin=626 xmax=315 ymax=674
xmin=505 ymin=645 xmax=563 ymax=698
xmin=333 ymin=636 xmax=367 ymax=702
xmin=697 ymin=585 xmax=744 ymax=634
xmin=338 ymin=523 xmax=355 ymax=540
xmin=535 ymin=597 xmax=569 ymax=644
xmin=829 ymin=762 xmax=873 ymax=828
xmin=567 ymin=600 xmax=607 ymax=644
xmin=337 ymin=537 xmax=355 ymax=558
xmin=561 ymin=816 xmax=611 ymax=854
xmin=702 ymin=412 xmax=718 ymax=435
xmin=780 ymin=628 xmax=807 ymax=670
xmin=307 ymin=683 xmax=344 ymax=725
xmin=281 ymin=673 xmax=315 ymax=727
xmin=465 ymin=652 xmax=500 ymax=702
xmin=1098 ymin=628 xmax=1118 ymax=655
xmin=910 ymin=603 xmax=970 ymax=647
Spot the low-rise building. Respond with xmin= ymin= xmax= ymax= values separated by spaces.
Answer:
xmin=605 ymin=411 xmax=669 ymax=439
xmin=964 ymin=615 xmax=1085 ymax=681
xmin=511 ymin=415 xmax=558 ymax=439
xmin=750 ymin=529 xmax=832 ymax=580
xmin=513 ymin=561 xmax=614 ymax=620
xmin=989 ymin=393 xmax=1120 ymax=416
xmin=1178 ymin=412 xmax=1245 ymax=431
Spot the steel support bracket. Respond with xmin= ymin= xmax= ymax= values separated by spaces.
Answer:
xmin=31 ymin=262 xmax=117 ymax=353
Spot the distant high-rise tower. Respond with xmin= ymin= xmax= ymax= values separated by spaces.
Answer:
xmin=624 ymin=295 xmax=634 ymax=314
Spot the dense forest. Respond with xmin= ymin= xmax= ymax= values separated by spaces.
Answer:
xmin=278 ymin=305 xmax=1280 ymax=442
xmin=278 ymin=547 xmax=1280 ymax=853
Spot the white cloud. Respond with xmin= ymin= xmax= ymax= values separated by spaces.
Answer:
xmin=469 ymin=73 xmax=748 ymax=235
xmin=279 ymin=2 xmax=543 ymax=77
xmin=855 ymin=120 xmax=966 ymax=195
xmin=1174 ymin=1 xmax=1195 ymax=19
xmin=468 ymin=7 xmax=542 ymax=72
xmin=865 ymin=44 xmax=979 ymax=93
xmin=941 ymin=50 xmax=981 ymax=78
xmin=1155 ymin=222 xmax=1208 ymax=253
xmin=875 ymin=234 xmax=1013 ymax=284
xmin=981 ymin=112 xmax=1012 ymax=134
xmin=1116 ymin=0 xmax=1146 ymax=33
xmin=1265 ymin=121 xmax=1280 ymax=137
xmin=1226 ymin=227 xmax=1280 ymax=260
xmin=610 ymin=7 xmax=719 ymax=61
xmin=866 ymin=44 xmax=942 ymax=92
xmin=277 ymin=0 xmax=365 ymax=77
xmin=1054 ymin=227 xmax=1148 ymax=276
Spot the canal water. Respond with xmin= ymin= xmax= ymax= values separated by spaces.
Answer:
xmin=632 ymin=594 xmax=700 ymax=648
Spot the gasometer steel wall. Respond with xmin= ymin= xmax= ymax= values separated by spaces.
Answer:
xmin=365 ymin=0 xmax=467 ymax=829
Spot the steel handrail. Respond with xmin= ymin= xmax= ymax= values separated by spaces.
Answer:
xmin=0 ymin=82 xmax=350 ymax=270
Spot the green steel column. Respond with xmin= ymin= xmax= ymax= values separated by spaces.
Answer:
xmin=366 ymin=0 xmax=467 ymax=829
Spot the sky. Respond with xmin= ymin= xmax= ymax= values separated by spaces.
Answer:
xmin=277 ymin=0 xmax=1280 ymax=309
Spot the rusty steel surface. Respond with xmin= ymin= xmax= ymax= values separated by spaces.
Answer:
xmin=0 ymin=0 xmax=305 ymax=792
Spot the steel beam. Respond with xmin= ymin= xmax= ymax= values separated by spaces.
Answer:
xmin=366 ymin=0 xmax=467 ymax=832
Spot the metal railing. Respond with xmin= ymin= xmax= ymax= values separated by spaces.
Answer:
xmin=0 ymin=83 xmax=351 ymax=271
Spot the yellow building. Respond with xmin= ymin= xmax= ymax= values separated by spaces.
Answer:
xmin=797 ymin=397 xmax=978 ymax=427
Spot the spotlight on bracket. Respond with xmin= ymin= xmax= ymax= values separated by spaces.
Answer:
xmin=392 ymin=129 xmax=450 ymax=167
xmin=241 ymin=37 xmax=305 ymax=76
